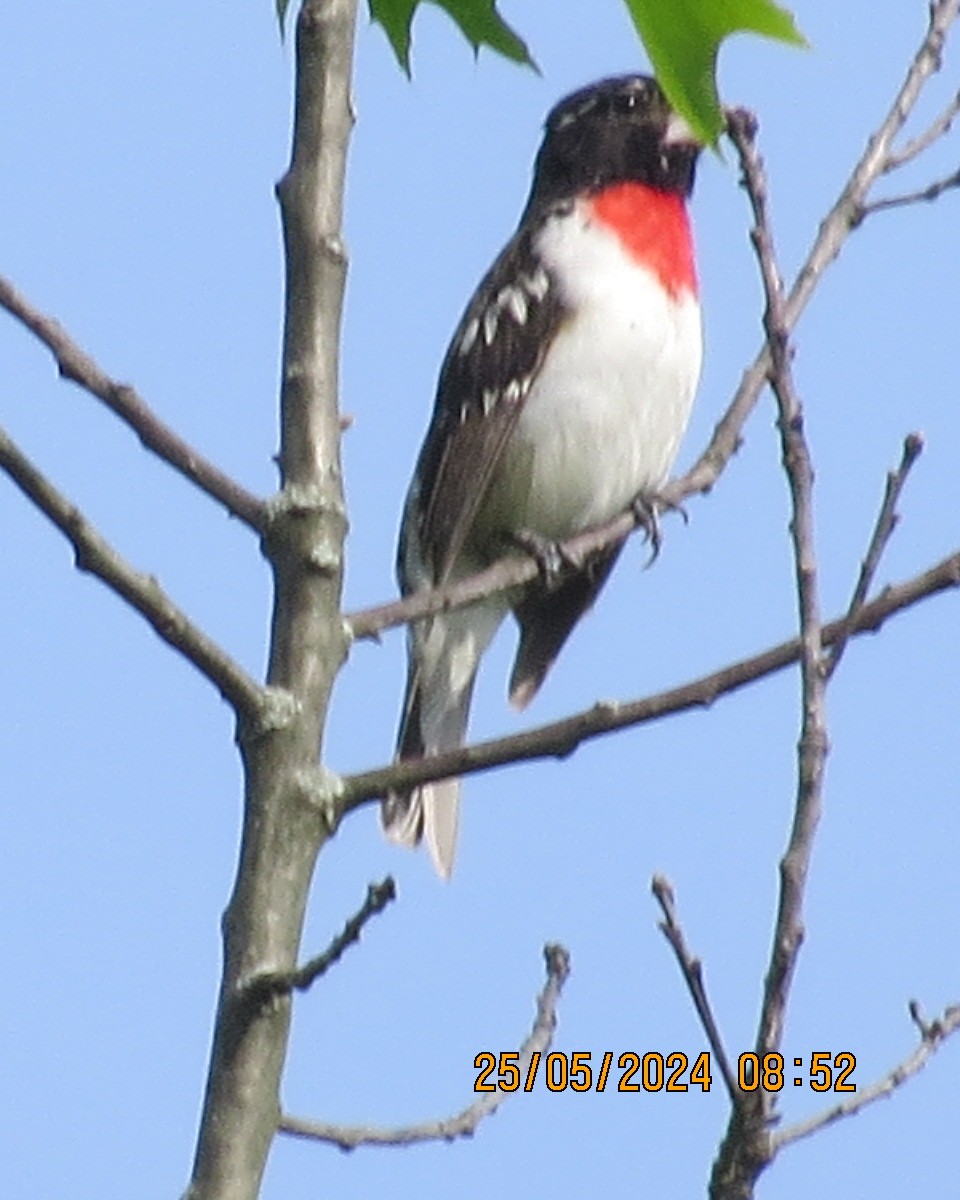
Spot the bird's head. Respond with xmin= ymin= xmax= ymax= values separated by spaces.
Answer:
xmin=527 ymin=75 xmax=701 ymax=214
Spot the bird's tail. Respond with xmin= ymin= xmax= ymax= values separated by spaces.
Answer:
xmin=509 ymin=541 xmax=625 ymax=709
xmin=383 ymin=604 xmax=505 ymax=877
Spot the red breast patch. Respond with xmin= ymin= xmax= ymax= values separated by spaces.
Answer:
xmin=588 ymin=182 xmax=697 ymax=298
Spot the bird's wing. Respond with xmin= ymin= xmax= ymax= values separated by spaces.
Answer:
xmin=403 ymin=220 xmax=569 ymax=589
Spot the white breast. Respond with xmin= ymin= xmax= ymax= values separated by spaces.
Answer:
xmin=505 ymin=200 xmax=702 ymax=540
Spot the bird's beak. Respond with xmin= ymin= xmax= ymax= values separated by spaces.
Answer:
xmin=663 ymin=111 xmax=700 ymax=147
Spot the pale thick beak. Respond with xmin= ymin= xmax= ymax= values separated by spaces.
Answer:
xmin=664 ymin=110 xmax=700 ymax=147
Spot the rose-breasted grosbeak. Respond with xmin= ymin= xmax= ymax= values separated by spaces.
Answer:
xmin=383 ymin=75 xmax=703 ymax=877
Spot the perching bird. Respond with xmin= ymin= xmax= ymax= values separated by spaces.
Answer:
xmin=383 ymin=75 xmax=703 ymax=877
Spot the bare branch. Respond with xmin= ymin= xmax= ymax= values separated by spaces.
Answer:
xmin=0 ymin=274 xmax=267 ymax=532
xmin=773 ymin=1002 xmax=960 ymax=1150
xmin=340 ymin=550 xmax=960 ymax=810
xmin=859 ymin=167 xmax=960 ymax=219
xmin=0 ymin=422 xmax=267 ymax=723
xmin=187 ymin=2 xmax=358 ymax=1197
xmin=708 ymin=11 xmax=960 ymax=1182
xmin=688 ymin=0 xmax=957 ymax=548
xmin=729 ymin=105 xmax=829 ymax=1060
xmin=278 ymin=944 xmax=571 ymax=1150
xmin=789 ymin=0 xmax=959 ymax=305
xmin=711 ymin=110 xmax=830 ymax=1195
xmin=347 ymin=504 xmax=645 ymax=641
xmin=828 ymin=433 xmax=924 ymax=677
xmin=246 ymin=877 xmax=396 ymax=1003
xmin=885 ymin=87 xmax=960 ymax=168
xmin=652 ymin=876 xmax=738 ymax=1103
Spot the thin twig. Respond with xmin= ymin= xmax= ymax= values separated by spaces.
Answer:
xmin=785 ymin=0 xmax=959 ymax=326
xmin=721 ymin=111 xmax=831 ymax=1194
xmin=339 ymin=549 xmax=960 ymax=810
xmin=709 ymin=11 xmax=960 ymax=1182
xmin=730 ymin=105 xmax=829 ymax=1057
xmin=0 ymin=423 xmax=267 ymax=723
xmin=828 ymin=433 xmax=924 ymax=677
xmin=652 ymin=876 xmax=738 ymax=1102
xmin=859 ymin=167 xmax=960 ymax=219
xmin=0 ymin=274 xmax=268 ymax=532
xmin=278 ymin=943 xmax=571 ymax=1150
xmin=346 ymin=504 xmax=645 ymax=640
xmin=773 ymin=1002 xmax=960 ymax=1150
xmin=885 ymin=88 xmax=960 ymax=167
xmin=245 ymin=878 xmax=396 ymax=1003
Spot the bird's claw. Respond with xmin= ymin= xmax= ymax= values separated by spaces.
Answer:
xmin=630 ymin=494 xmax=662 ymax=565
xmin=511 ymin=529 xmax=573 ymax=589
xmin=631 ymin=491 xmax=688 ymax=566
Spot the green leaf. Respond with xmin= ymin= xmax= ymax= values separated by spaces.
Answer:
xmin=369 ymin=0 xmax=534 ymax=74
xmin=624 ymin=0 xmax=807 ymax=147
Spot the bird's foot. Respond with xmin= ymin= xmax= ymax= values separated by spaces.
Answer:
xmin=630 ymin=491 xmax=688 ymax=567
xmin=510 ymin=528 xmax=575 ymax=589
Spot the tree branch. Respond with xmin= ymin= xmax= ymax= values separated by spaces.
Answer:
xmin=735 ymin=97 xmax=830 ymax=1052
xmin=186 ymin=2 xmax=358 ymax=1198
xmin=246 ymin=877 xmax=396 ymax=1004
xmin=707 ymin=111 xmax=829 ymax=1194
xmin=788 ymin=0 xmax=959 ymax=310
xmin=828 ymin=433 xmax=924 ymax=677
xmin=884 ymin=87 xmax=960 ymax=168
xmin=0 ymin=422 xmax=267 ymax=723
xmin=340 ymin=550 xmax=960 ymax=810
xmin=708 ymin=7 xmax=960 ymax=1186
xmin=859 ymin=167 xmax=960 ymax=219
xmin=0 ymin=273 xmax=267 ymax=532
xmin=278 ymin=944 xmax=571 ymax=1150
xmin=773 ymin=1002 xmax=960 ymax=1150
xmin=347 ymin=503 xmax=646 ymax=640
xmin=652 ymin=876 xmax=739 ymax=1103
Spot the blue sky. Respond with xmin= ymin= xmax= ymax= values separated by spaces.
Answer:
xmin=1 ymin=2 xmax=958 ymax=1197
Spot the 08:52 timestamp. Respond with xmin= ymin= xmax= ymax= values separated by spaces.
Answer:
xmin=474 ymin=1050 xmax=857 ymax=1095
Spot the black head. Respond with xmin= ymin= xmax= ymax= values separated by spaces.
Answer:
xmin=524 ymin=75 xmax=700 ymax=216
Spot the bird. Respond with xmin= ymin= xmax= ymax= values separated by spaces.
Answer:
xmin=383 ymin=74 xmax=703 ymax=877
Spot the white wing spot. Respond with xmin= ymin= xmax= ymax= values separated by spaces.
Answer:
xmin=503 ymin=285 xmax=528 ymax=325
xmin=481 ymin=387 xmax=499 ymax=415
xmin=482 ymin=306 xmax=498 ymax=346
xmin=503 ymin=379 xmax=521 ymax=405
xmin=523 ymin=268 xmax=550 ymax=302
xmin=458 ymin=317 xmax=479 ymax=357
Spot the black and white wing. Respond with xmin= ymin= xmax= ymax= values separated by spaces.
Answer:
xmin=399 ymin=220 xmax=568 ymax=592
